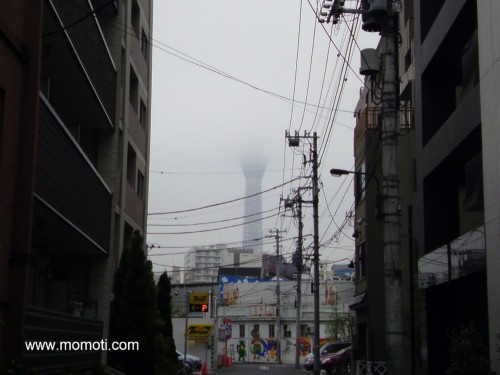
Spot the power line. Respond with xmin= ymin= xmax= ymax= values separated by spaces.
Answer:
xmin=148 ymin=177 xmax=302 ymax=216
xmin=148 ymin=207 xmax=280 ymax=227
xmin=147 ymin=212 xmax=279 ymax=235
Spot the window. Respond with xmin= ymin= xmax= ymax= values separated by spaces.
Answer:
xmin=239 ymin=324 xmax=245 ymax=338
xmin=300 ymin=324 xmax=309 ymax=337
xmin=268 ymin=324 xmax=275 ymax=338
xmin=357 ymin=241 xmax=366 ymax=278
xmin=131 ymin=0 xmax=140 ymax=35
xmin=355 ymin=163 xmax=366 ymax=204
xmin=129 ymin=68 xmax=139 ymax=112
xmin=0 ymin=88 xmax=4 ymax=166
xmin=251 ymin=324 xmax=260 ymax=338
xmin=283 ymin=324 xmax=292 ymax=338
xmin=139 ymin=99 xmax=147 ymax=127
xmin=126 ymin=145 xmax=136 ymax=186
xmin=137 ymin=171 xmax=145 ymax=199
xmin=141 ymin=29 xmax=148 ymax=61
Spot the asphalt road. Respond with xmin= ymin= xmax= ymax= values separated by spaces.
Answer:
xmin=214 ymin=363 xmax=308 ymax=375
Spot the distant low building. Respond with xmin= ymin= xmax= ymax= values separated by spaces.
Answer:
xmin=184 ymin=244 xmax=262 ymax=283
xmin=216 ymin=276 xmax=354 ymax=365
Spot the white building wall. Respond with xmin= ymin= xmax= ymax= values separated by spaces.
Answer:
xmin=478 ymin=1 xmax=500 ymax=372
xmin=216 ymin=279 xmax=353 ymax=365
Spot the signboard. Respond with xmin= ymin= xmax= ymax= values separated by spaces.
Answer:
xmin=189 ymin=292 xmax=209 ymax=312
xmin=186 ymin=324 xmax=214 ymax=338
xmin=224 ymin=319 xmax=232 ymax=340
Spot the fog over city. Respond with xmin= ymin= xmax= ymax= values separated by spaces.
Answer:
xmin=147 ymin=0 xmax=380 ymax=276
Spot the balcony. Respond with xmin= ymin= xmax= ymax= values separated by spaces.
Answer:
xmin=362 ymin=106 xmax=415 ymax=130
xmin=23 ymin=306 xmax=103 ymax=373
xmin=43 ymin=0 xmax=117 ymax=131
xmin=35 ymin=96 xmax=112 ymax=254
xmin=418 ymin=225 xmax=486 ymax=289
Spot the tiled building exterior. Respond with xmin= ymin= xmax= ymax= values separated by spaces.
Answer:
xmin=0 ymin=0 xmax=153 ymax=371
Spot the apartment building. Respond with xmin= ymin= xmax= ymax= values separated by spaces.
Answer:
xmin=350 ymin=1 xmax=500 ymax=373
xmin=414 ymin=0 xmax=498 ymax=373
xmin=184 ymin=245 xmax=262 ymax=283
xmin=0 ymin=0 xmax=153 ymax=372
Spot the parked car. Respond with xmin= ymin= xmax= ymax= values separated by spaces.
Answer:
xmin=320 ymin=346 xmax=352 ymax=375
xmin=303 ymin=341 xmax=351 ymax=371
xmin=177 ymin=361 xmax=193 ymax=375
xmin=176 ymin=349 xmax=203 ymax=371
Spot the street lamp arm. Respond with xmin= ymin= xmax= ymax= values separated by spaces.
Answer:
xmin=330 ymin=167 xmax=383 ymax=220
xmin=329 ymin=168 xmax=380 ymax=192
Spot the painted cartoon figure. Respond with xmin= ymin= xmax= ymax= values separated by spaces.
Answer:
xmin=237 ymin=340 xmax=247 ymax=361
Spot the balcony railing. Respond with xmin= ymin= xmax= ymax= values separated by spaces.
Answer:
xmin=48 ymin=0 xmax=116 ymax=126
xmin=362 ymin=106 xmax=415 ymax=130
xmin=36 ymin=96 xmax=112 ymax=253
xmin=23 ymin=306 xmax=103 ymax=373
xmin=356 ymin=360 xmax=388 ymax=375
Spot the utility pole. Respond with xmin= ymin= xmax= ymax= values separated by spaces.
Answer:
xmin=294 ymin=195 xmax=303 ymax=369
xmin=318 ymin=1 xmax=404 ymax=374
xmin=286 ymin=130 xmax=320 ymax=375
xmin=380 ymin=4 xmax=403 ymax=374
xmin=266 ymin=229 xmax=286 ymax=364
xmin=275 ymin=229 xmax=282 ymax=364
xmin=285 ymin=191 xmax=305 ymax=370
xmin=311 ymin=133 xmax=320 ymax=375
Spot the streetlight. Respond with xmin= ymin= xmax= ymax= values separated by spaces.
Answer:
xmin=330 ymin=168 xmax=382 ymax=220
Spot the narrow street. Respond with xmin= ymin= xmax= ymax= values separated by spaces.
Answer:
xmin=213 ymin=363 xmax=307 ymax=375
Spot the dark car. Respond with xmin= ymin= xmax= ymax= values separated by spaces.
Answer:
xmin=303 ymin=341 xmax=350 ymax=371
xmin=178 ymin=361 xmax=193 ymax=375
xmin=176 ymin=349 xmax=203 ymax=371
xmin=320 ymin=346 xmax=352 ymax=375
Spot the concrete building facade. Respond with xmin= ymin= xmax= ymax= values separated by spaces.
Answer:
xmin=414 ymin=0 xmax=497 ymax=373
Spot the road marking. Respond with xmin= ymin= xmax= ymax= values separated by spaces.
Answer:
xmin=259 ymin=365 xmax=270 ymax=371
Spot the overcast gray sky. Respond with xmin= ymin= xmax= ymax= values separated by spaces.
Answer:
xmin=147 ymin=0 xmax=380 ymax=276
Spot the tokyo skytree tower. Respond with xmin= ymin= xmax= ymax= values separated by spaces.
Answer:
xmin=241 ymin=155 xmax=266 ymax=254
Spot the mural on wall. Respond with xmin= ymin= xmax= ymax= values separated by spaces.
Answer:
xmin=236 ymin=339 xmax=247 ymax=362
xmin=220 ymin=275 xmax=271 ymax=306
xmin=283 ymin=339 xmax=294 ymax=355
xmin=298 ymin=337 xmax=312 ymax=357
xmin=250 ymin=337 xmax=278 ymax=361
xmin=323 ymin=280 xmax=337 ymax=305
xmin=223 ymin=283 xmax=240 ymax=306
xmin=227 ymin=336 xmax=330 ymax=363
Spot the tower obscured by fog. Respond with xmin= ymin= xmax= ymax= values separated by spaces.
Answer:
xmin=241 ymin=155 xmax=266 ymax=253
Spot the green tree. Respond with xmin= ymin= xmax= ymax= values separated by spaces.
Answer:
xmin=109 ymin=230 xmax=168 ymax=374
xmin=325 ymin=307 xmax=352 ymax=342
xmin=446 ymin=322 xmax=491 ymax=375
xmin=157 ymin=271 xmax=178 ymax=372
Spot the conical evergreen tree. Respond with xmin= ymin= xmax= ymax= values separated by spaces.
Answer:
xmin=157 ymin=271 xmax=178 ymax=370
xmin=109 ymin=230 xmax=168 ymax=374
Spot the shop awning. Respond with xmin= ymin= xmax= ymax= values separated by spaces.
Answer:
xmin=348 ymin=292 xmax=367 ymax=310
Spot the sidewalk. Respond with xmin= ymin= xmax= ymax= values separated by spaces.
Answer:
xmin=214 ymin=362 xmax=307 ymax=375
